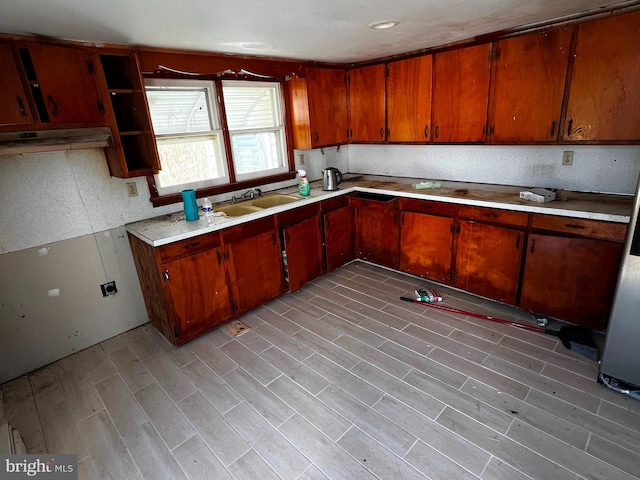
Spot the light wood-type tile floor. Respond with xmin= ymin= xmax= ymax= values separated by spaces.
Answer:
xmin=2 ymin=261 xmax=640 ymax=480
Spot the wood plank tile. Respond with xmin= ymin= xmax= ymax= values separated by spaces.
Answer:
xmin=437 ymin=407 xmax=575 ymax=480
xmin=317 ymin=384 xmax=417 ymax=457
xmin=108 ymin=346 xmax=155 ymax=393
xmin=261 ymin=347 xmax=330 ymax=395
xmin=404 ymin=439 xmax=479 ymax=480
xmin=403 ymin=323 xmax=489 ymax=364
xmin=303 ymin=354 xmax=384 ymax=407
xmin=377 ymin=341 xmax=467 ymax=389
xmin=338 ymin=427 xmax=428 ymax=480
xmin=2 ymin=376 xmax=44 ymax=451
xmin=122 ymin=421 xmax=187 ymax=480
xmin=29 ymin=363 xmax=65 ymax=411
xmin=383 ymin=303 xmax=456 ymax=337
xmin=234 ymin=330 xmax=273 ymax=354
xmin=173 ymin=435 xmax=234 ymax=480
xmin=222 ymin=368 xmax=293 ymax=427
xmin=77 ymin=345 xmax=117 ymax=384
xmin=142 ymin=326 xmax=197 ymax=368
xmin=252 ymin=306 xmax=302 ymax=336
xmin=343 ymin=301 xmax=410 ymax=330
xmin=54 ymin=355 xmax=105 ymax=422
xmin=39 ymin=400 xmax=87 ymax=457
xmin=292 ymin=329 xmax=359 ymax=370
xmin=320 ymin=313 xmax=386 ymax=347
xmin=267 ymin=375 xmax=351 ymax=441
xmin=481 ymin=456 xmax=534 ymax=480
xmin=224 ymin=401 xmax=311 ymax=478
xmin=143 ymin=352 xmax=196 ymax=402
xmin=264 ymin=298 xmax=294 ymax=315
xmin=253 ymin=323 xmax=315 ymax=361
xmin=358 ymin=318 xmax=434 ymax=356
xmin=134 ymin=383 xmax=195 ymax=450
xmin=461 ymin=378 xmax=589 ymax=450
xmin=100 ymin=334 xmax=129 ymax=354
xmin=586 ymin=434 xmax=640 ymax=478
xmin=187 ymin=336 xmax=238 ymax=377
xmin=227 ymin=449 xmax=281 ymax=480
xmin=219 ymin=340 xmax=281 ymax=385
xmin=279 ymin=294 xmax=331 ymax=319
xmin=330 ymin=286 xmax=389 ymax=310
xmin=95 ymin=374 xmax=146 ymax=436
xmin=199 ymin=326 xmax=234 ymax=348
xmin=598 ymin=400 xmax=640 ymax=435
xmin=278 ymin=415 xmax=378 ymax=480
xmin=283 ymin=308 xmax=343 ymax=341
xmin=121 ymin=328 xmax=160 ymax=360
xmin=541 ymin=363 xmax=617 ymax=403
xmin=177 ymin=392 xmax=249 ymax=467
xmin=78 ymin=410 xmax=138 ymax=479
xmin=305 ymin=283 xmax=353 ymax=306
xmin=333 ymin=335 xmax=411 ymax=378
xmin=507 ymin=420 xmax=637 ymax=480
xmin=373 ymin=395 xmax=490 ymax=476
xmin=405 ymin=369 xmax=514 ymax=433
xmin=297 ymin=464 xmax=330 ymax=480
xmin=179 ymin=360 xmax=241 ymax=415
xmin=350 ymin=361 xmax=446 ymax=420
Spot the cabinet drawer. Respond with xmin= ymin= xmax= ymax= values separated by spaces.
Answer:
xmin=320 ymin=195 xmax=350 ymax=213
xmin=276 ymin=203 xmax=319 ymax=227
xmin=159 ymin=232 xmax=222 ymax=262
xmin=531 ymin=214 xmax=627 ymax=242
xmin=350 ymin=192 xmax=399 ymax=212
xmin=400 ymin=198 xmax=456 ymax=217
xmin=221 ymin=216 xmax=276 ymax=243
xmin=459 ymin=206 xmax=529 ymax=228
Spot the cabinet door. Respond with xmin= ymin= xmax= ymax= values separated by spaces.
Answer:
xmin=399 ymin=211 xmax=453 ymax=283
xmin=354 ymin=202 xmax=399 ymax=268
xmin=564 ymin=11 xmax=640 ymax=141
xmin=489 ymin=28 xmax=572 ymax=142
xmin=520 ymin=234 xmax=623 ymax=330
xmin=162 ymin=247 xmax=232 ymax=344
xmin=307 ymin=68 xmax=348 ymax=147
xmin=0 ymin=43 xmax=33 ymax=126
xmin=25 ymin=43 xmax=105 ymax=124
xmin=283 ymin=216 xmax=324 ymax=292
xmin=387 ymin=56 xmax=432 ymax=142
xmin=456 ymin=221 xmax=523 ymax=304
xmin=324 ymin=205 xmax=355 ymax=272
xmin=348 ymin=64 xmax=386 ymax=142
xmin=226 ymin=230 xmax=285 ymax=315
xmin=432 ymin=44 xmax=491 ymax=143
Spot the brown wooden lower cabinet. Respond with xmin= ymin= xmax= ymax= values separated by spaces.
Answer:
xmin=282 ymin=216 xmax=324 ymax=292
xmin=520 ymin=234 xmax=623 ymax=330
xmin=323 ymin=205 xmax=355 ymax=272
xmin=351 ymin=194 xmax=400 ymax=269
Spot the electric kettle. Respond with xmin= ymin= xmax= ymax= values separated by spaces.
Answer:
xmin=322 ymin=167 xmax=343 ymax=191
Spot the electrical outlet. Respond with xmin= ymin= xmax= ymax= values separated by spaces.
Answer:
xmin=562 ymin=151 xmax=574 ymax=166
xmin=298 ymin=153 xmax=305 ymax=166
xmin=126 ymin=182 xmax=138 ymax=197
xmin=100 ymin=281 xmax=117 ymax=297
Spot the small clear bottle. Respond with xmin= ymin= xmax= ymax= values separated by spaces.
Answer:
xmin=202 ymin=197 xmax=214 ymax=226
xmin=298 ymin=169 xmax=310 ymax=196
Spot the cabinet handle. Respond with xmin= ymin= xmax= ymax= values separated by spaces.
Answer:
xmin=484 ymin=213 xmax=498 ymax=218
xmin=97 ymin=99 xmax=105 ymax=114
xmin=314 ymin=131 xmax=319 ymax=144
xmin=47 ymin=95 xmax=58 ymax=117
xmin=530 ymin=239 xmax=536 ymax=254
xmin=16 ymin=96 xmax=27 ymax=118
xmin=550 ymin=120 xmax=556 ymax=137
xmin=86 ymin=60 xmax=96 ymax=75
xmin=425 ymin=125 xmax=430 ymax=138
xmin=401 ymin=213 xmax=405 ymax=226
xmin=216 ymin=250 xmax=221 ymax=265
xmin=567 ymin=118 xmax=573 ymax=138
xmin=184 ymin=242 xmax=200 ymax=249
xmin=380 ymin=127 xmax=384 ymax=139
xmin=565 ymin=223 xmax=586 ymax=230
xmin=434 ymin=125 xmax=438 ymax=139
xmin=515 ymin=235 xmax=521 ymax=250
xmin=419 ymin=203 xmax=432 ymax=209
xmin=163 ymin=270 xmax=170 ymax=280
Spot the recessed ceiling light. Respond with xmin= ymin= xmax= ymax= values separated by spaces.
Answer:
xmin=368 ymin=20 xmax=399 ymax=30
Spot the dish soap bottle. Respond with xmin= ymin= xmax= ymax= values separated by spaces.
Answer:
xmin=298 ymin=169 xmax=310 ymax=197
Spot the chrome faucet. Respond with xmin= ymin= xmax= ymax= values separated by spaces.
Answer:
xmin=231 ymin=188 xmax=262 ymax=204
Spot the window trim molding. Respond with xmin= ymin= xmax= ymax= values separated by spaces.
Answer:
xmin=145 ymin=75 xmax=296 ymax=205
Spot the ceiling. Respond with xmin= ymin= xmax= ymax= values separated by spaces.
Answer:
xmin=0 ymin=0 xmax=636 ymax=63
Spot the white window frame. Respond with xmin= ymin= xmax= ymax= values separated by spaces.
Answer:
xmin=145 ymin=78 xmax=229 ymax=196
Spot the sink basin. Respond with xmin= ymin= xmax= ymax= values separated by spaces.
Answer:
xmin=251 ymin=194 xmax=301 ymax=208
xmin=214 ymin=204 xmax=263 ymax=217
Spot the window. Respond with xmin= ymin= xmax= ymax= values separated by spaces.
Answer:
xmin=145 ymin=78 xmax=290 ymax=198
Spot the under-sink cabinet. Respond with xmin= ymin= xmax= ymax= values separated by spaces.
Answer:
xmin=321 ymin=196 xmax=356 ymax=273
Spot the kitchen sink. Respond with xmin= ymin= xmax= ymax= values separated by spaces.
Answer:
xmin=214 ymin=194 xmax=302 ymax=217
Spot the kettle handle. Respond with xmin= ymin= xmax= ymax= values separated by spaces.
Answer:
xmin=327 ymin=167 xmax=343 ymax=184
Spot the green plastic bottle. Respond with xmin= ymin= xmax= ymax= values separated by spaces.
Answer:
xmin=298 ymin=169 xmax=310 ymax=196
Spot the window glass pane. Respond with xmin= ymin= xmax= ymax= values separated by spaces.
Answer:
xmin=222 ymin=83 xmax=280 ymax=130
xmin=155 ymin=135 xmax=226 ymax=189
xmin=231 ymin=131 xmax=284 ymax=175
xmin=146 ymin=88 xmax=213 ymax=135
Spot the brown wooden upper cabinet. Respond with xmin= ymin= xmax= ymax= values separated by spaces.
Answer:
xmin=289 ymin=68 xmax=348 ymax=149
xmin=0 ymin=43 xmax=34 ymax=127
xmin=563 ymin=11 xmax=640 ymax=142
xmin=432 ymin=43 xmax=491 ymax=143
xmin=348 ymin=64 xmax=386 ymax=142
xmin=386 ymin=55 xmax=432 ymax=142
xmin=488 ymin=27 xmax=572 ymax=143
xmin=19 ymin=43 xmax=106 ymax=125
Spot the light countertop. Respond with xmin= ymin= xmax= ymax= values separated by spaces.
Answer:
xmin=126 ymin=174 xmax=634 ymax=247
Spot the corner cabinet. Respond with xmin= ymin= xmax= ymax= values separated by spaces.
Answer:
xmin=322 ymin=197 xmax=355 ymax=273
xmin=288 ymin=68 xmax=348 ymax=149
xmin=0 ymin=42 xmax=34 ymax=126
xmin=98 ymin=52 xmax=160 ymax=178
xmin=432 ymin=43 xmax=492 ymax=143
xmin=563 ymin=11 xmax=640 ymax=142
xmin=488 ymin=27 xmax=572 ymax=143
xmin=348 ymin=64 xmax=386 ymax=142
xmin=351 ymin=193 xmax=400 ymax=269
xmin=386 ymin=55 xmax=432 ymax=142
